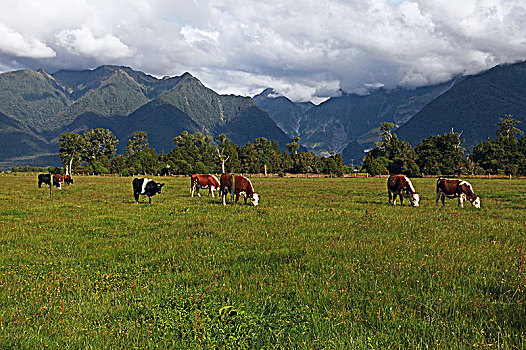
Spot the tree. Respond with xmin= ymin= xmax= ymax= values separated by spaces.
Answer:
xmin=362 ymin=125 xmax=420 ymax=176
xmin=216 ymin=133 xmax=231 ymax=173
xmin=240 ymin=142 xmax=259 ymax=173
xmin=58 ymin=132 xmax=85 ymax=175
xmin=378 ymin=122 xmax=395 ymax=143
xmin=169 ymin=131 xmax=217 ymax=174
xmin=496 ymin=114 xmax=523 ymax=138
xmin=125 ymin=131 xmax=149 ymax=157
xmin=286 ymin=136 xmax=301 ymax=155
xmin=254 ymin=137 xmax=273 ymax=175
xmin=415 ymin=132 xmax=464 ymax=175
xmin=83 ymin=128 xmax=118 ymax=162
xmin=470 ymin=116 xmax=526 ymax=175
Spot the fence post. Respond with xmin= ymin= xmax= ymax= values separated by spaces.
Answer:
xmin=231 ymin=173 xmax=235 ymax=205
xmin=49 ymin=172 xmax=53 ymax=199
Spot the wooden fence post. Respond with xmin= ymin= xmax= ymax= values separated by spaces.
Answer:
xmin=49 ymin=172 xmax=53 ymax=199
xmin=231 ymin=173 xmax=235 ymax=205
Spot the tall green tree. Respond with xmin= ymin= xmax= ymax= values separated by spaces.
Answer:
xmin=254 ymin=137 xmax=273 ymax=175
xmin=496 ymin=114 xmax=523 ymax=139
xmin=286 ymin=136 xmax=301 ymax=155
xmin=125 ymin=131 xmax=149 ymax=157
xmin=83 ymin=129 xmax=118 ymax=161
xmin=216 ymin=133 xmax=231 ymax=173
xmin=415 ymin=132 xmax=464 ymax=175
xmin=362 ymin=123 xmax=419 ymax=176
xmin=470 ymin=115 xmax=525 ymax=175
xmin=58 ymin=132 xmax=85 ymax=174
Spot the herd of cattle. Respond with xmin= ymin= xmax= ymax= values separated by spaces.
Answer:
xmin=387 ymin=174 xmax=481 ymax=208
xmin=37 ymin=172 xmax=480 ymax=208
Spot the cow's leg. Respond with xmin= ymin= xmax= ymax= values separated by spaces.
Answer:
xmin=458 ymin=195 xmax=464 ymax=208
xmin=392 ymin=193 xmax=397 ymax=205
xmin=38 ymin=181 xmax=42 ymax=188
xmin=388 ymin=190 xmax=392 ymax=204
xmin=210 ymin=186 xmax=215 ymax=197
xmin=134 ymin=192 xmax=140 ymax=204
xmin=234 ymin=193 xmax=240 ymax=205
xmin=441 ymin=194 xmax=446 ymax=207
xmin=435 ymin=192 xmax=440 ymax=206
xmin=191 ymin=182 xmax=195 ymax=197
xmin=399 ymin=193 xmax=404 ymax=206
xmin=222 ymin=188 xmax=227 ymax=206
xmin=148 ymin=196 xmax=152 ymax=204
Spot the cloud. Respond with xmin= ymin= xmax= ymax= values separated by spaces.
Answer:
xmin=0 ymin=23 xmax=55 ymax=58
xmin=0 ymin=0 xmax=525 ymax=102
xmin=56 ymin=27 xmax=133 ymax=60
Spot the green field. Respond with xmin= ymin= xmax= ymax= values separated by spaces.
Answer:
xmin=0 ymin=174 xmax=525 ymax=348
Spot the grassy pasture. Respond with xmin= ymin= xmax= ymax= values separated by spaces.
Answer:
xmin=0 ymin=174 xmax=525 ymax=348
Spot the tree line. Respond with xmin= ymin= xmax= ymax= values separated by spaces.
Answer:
xmin=362 ymin=115 xmax=526 ymax=176
xmin=23 ymin=114 xmax=523 ymax=177
xmin=57 ymin=130 xmax=347 ymax=176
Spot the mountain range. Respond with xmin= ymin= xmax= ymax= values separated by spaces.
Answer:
xmin=1 ymin=61 xmax=525 ymax=169
xmin=0 ymin=66 xmax=293 ymax=169
xmin=254 ymin=60 xmax=526 ymax=163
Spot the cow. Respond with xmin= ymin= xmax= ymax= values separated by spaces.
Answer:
xmin=37 ymin=173 xmax=61 ymax=189
xmin=64 ymin=175 xmax=74 ymax=185
xmin=435 ymin=177 xmax=481 ymax=208
xmin=220 ymin=174 xmax=260 ymax=206
xmin=53 ymin=174 xmax=64 ymax=189
xmin=387 ymin=174 xmax=420 ymax=207
xmin=132 ymin=178 xmax=165 ymax=204
xmin=191 ymin=174 xmax=220 ymax=197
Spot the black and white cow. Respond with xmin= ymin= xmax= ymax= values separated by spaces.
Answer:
xmin=387 ymin=174 xmax=420 ymax=206
xmin=132 ymin=178 xmax=165 ymax=204
xmin=38 ymin=174 xmax=61 ymax=189
xmin=435 ymin=177 xmax=481 ymax=208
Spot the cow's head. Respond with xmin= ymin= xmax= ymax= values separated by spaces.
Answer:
xmin=410 ymin=193 xmax=420 ymax=207
xmin=471 ymin=196 xmax=481 ymax=209
xmin=157 ymin=183 xmax=165 ymax=194
xmin=250 ymin=193 xmax=260 ymax=206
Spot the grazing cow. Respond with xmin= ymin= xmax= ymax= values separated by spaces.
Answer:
xmin=64 ymin=175 xmax=74 ymax=185
xmin=220 ymin=174 xmax=260 ymax=206
xmin=37 ymin=173 xmax=61 ymax=189
xmin=387 ymin=174 xmax=420 ymax=207
xmin=54 ymin=174 xmax=64 ymax=189
xmin=436 ymin=177 xmax=481 ymax=208
xmin=132 ymin=178 xmax=165 ymax=204
xmin=191 ymin=174 xmax=220 ymax=197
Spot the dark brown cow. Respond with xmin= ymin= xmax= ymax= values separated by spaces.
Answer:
xmin=436 ymin=178 xmax=481 ymax=208
xmin=220 ymin=174 xmax=260 ymax=206
xmin=64 ymin=175 xmax=73 ymax=185
xmin=387 ymin=174 xmax=420 ymax=206
xmin=191 ymin=174 xmax=220 ymax=197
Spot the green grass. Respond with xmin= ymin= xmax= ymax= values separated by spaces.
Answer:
xmin=0 ymin=174 xmax=525 ymax=348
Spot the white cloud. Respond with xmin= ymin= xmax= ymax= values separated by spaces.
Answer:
xmin=0 ymin=0 xmax=525 ymax=102
xmin=0 ymin=23 xmax=55 ymax=58
xmin=56 ymin=27 xmax=133 ymax=60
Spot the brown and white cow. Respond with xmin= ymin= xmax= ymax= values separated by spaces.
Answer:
xmin=191 ymin=174 xmax=220 ymax=197
xmin=435 ymin=177 xmax=481 ymax=208
xmin=387 ymin=174 xmax=420 ymax=207
xmin=53 ymin=174 xmax=63 ymax=189
xmin=220 ymin=174 xmax=260 ymax=206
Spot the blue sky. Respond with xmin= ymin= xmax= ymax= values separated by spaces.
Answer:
xmin=1 ymin=0 xmax=525 ymax=103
